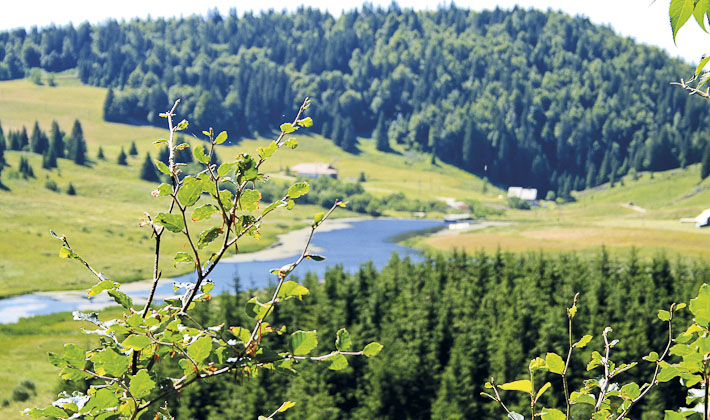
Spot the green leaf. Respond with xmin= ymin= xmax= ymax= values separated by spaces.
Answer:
xmin=129 ymin=369 xmax=155 ymax=400
xmin=277 ymin=401 xmax=296 ymax=413
xmin=155 ymin=160 xmax=171 ymax=175
xmin=313 ymin=212 xmax=325 ymax=227
xmin=693 ymin=0 xmax=709 ymax=31
xmin=83 ymin=387 xmax=118 ymax=412
xmin=664 ymin=411 xmax=687 ymax=420
xmin=290 ymin=330 xmax=318 ymax=356
xmin=177 ymin=176 xmax=203 ymax=207
xmin=540 ymin=408 xmax=565 ymax=420
xmin=508 ymin=413 xmax=524 ymax=420
xmin=336 ymin=328 xmax=352 ymax=351
xmin=176 ymin=142 xmax=190 ymax=150
xmin=257 ymin=141 xmax=278 ymax=159
xmin=658 ymin=310 xmax=671 ymax=321
xmin=192 ymin=204 xmax=220 ymax=221
xmin=328 ymin=353 xmax=348 ymax=370
xmin=621 ymin=382 xmax=641 ymax=400
xmin=658 ymin=363 xmax=682 ymax=382
xmin=152 ymin=138 xmax=167 ymax=146
xmin=574 ymin=335 xmax=593 ymax=349
xmin=108 ymin=289 xmax=133 ymax=309
xmin=63 ymin=343 xmax=86 ymax=368
xmin=536 ymin=382 xmax=551 ymax=401
xmin=240 ymin=189 xmax=261 ymax=212
xmin=23 ymin=407 xmax=68 ymax=418
xmin=88 ymin=279 xmax=116 ymax=297
xmin=262 ymin=200 xmax=287 ymax=215
xmin=188 ymin=336 xmax=213 ymax=362
xmin=230 ymin=326 xmax=251 ymax=343
xmin=286 ymin=200 xmax=295 ymax=210
xmin=123 ymin=335 xmax=152 ymax=351
xmin=217 ymin=162 xmax=237 ymax=177
xmin=173 ymin=251 xmax=194 ymax=265
xmin=546 ymin=352 xmax=565 ymax=375
xmin=499 ymin=380 xmax=532 ymax=393
xmin=219 ymin=190 xmax=234 ymax=211
xmin=176 ymin=119 xmax=188 ymax=131
xmin=193 ymin=144 xmax=210 ymax=164
xmin=214 ymin=131 xmax=228 ymax=145
xmin=670 ymin=343 xmax=694 ymax=357
xmin=669 ymin=0 xmax=695 ymax=43
xmin=363 ymin=342 xmax=383 ymax=357
xmin=690 ymin=283 xmax=710 ymax=327
xmin=155 ymin=212 xmax=185 ymax=233
xmin=277 ymin=281 xmax=309 ymax=300
xmin=297 ymin=117 xmax=313 ymax=127
xmin=245 ymin=297 xmax=272 ymax=319
xmin=155 ymin=183 xmax=172 ymax=197
xmin=570 ymin=391 xmax=596 ymax=405
xmin=92 ymin=348 xmax=130 ymax=377
xmin=696 ymin=55 xmax=710 ymax=77
xmin=644 ymin=351 xmax=660 ymax=362
xmin=287 ymin=182 xmax=309 ymax=199
xmin=284 ymin=138 xmax=298 ymax=149
xmin=197 ymin=226 xmax=222 ymax=249
xmin=305 ymin=254 xmax=326 ymax=261
xmin=280 ymin=123 xmax=297 ymax=133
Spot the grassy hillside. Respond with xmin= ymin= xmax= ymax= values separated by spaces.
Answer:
xmin=0 ymin=74 xmax=496 ymax=298
xmin=424 ymin=166 xmax=710 ymax=259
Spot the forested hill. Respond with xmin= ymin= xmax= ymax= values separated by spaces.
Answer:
xmin=0 ymin=5 xmax=706 ymax=196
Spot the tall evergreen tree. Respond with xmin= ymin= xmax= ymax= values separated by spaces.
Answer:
xmin=68 ymin=119 xmax=87 ymax=165
xmin=701 ymin=143 xmax=710 ymax=181
xmin=128 ymin=141 xmax=138 ymax=156
xmin=19 ymin=126 xmax=29 ymax=151
xmin=139 ymin=152 xmax=159 ymax=182
xmin=49 ymin=120 xmax=64 ymax=159
xmin=374 ymin=112 xmax=389 ymax=152
xmin=30 ymin=121 xmax=48 ymax=154
xmin=117 ymin=147 xmax=127 ymax=165
xmin=97 ymin=146 xmax=105 ymax=160
xmin=103 ymin=88 xmax=115 ymax=121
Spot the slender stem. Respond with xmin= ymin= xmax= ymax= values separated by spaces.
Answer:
xmin=562 ymin=293 xmax=578 ymax=420
xmin=705 ymin=360 xmax=709 ymax=420
xmin=595 ymin=328 xmax=612 ymax=411
xmin=617 ymin=306 xmax=675 ymax=419
xmin=671 ymin=79 xmax=710 ymax=99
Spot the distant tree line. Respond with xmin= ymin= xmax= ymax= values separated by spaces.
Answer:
xmin=84 ymin=248 xmax=702 ymax=419
xmin=1 ymin=6 xmax=708 ymax=195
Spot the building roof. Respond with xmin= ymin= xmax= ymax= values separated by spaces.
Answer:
xmin=291 ymin=163 xmax=338 ymax=176
xmin=508 ymin=186 xmax=538 ymax=201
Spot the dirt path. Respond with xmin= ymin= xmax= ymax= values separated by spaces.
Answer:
xmin=621 ymin=203 xmax=647 ymax=213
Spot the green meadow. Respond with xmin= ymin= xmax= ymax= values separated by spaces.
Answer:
xmin=0 ymin=74 xmax=494 ymax=298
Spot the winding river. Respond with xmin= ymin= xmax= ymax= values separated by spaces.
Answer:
xmin=0 ymin=219 xmax=444 ymax=324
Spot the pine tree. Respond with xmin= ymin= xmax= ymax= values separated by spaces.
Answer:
xmin=69 ymin=120 xmax=87 ymax=165
xmin=45 ymin=144 xmax=58 ymax=168
xmin=66 ymin=182 xmax=76 ymax=195
xmin=30 ymin=121 xmax=48 ymax=154
xmin=0 ymin=121 xmax=5 ymax=155
xmin=374 ymin=112 xmax=389 ymax=152
xmin=128 ymin=141 xmax=138 ymax=156
xmin=19 ymin=126 xmax=29 ymax=151
xmin=97 ymin=146 xmax=105 ymax=160
xmin=117 ymin=147 xmax=128 ymax=165
xmin=49 ymin=120 xmax=64 ymax=159
xmin=103 ymin=88 xmax=115 ymax=121
xmin=140 ymin=152 xmax=159 ymax=182
xmin=0 ymin=125 xmax=5 ymax=180
xmin=701 ymin=143 xmax=710 ymax=180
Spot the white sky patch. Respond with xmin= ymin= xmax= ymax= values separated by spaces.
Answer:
xmin=0 ymin=0 xmax=707 ymax=64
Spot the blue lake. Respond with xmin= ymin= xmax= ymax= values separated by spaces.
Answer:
xmin=0 ymin=219 xmax=444 ymax=323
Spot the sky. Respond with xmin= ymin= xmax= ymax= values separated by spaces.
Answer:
xmin=0 ymin=0 xmax=706 ymax=64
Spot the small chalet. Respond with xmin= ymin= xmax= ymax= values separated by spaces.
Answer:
xmin=508 ymin=186 xmax=538 ymax=202
xmin=290 ymin=163 xmax=338 ymax=179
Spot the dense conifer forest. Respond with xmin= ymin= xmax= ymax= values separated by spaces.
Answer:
xmin=0 ymin=6 xmax=707 ymax=196
xmin=75 ymin=250 xmax=702 ymax=419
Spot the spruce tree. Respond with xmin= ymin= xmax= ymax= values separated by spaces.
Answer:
xmin=117 ymin=147 xmax=128 ymax=165
xmin=19 ymin=126 xmax=29 ymax=151
xmin=30 ymin=121 xmax=48 ymax=154
xmin=0 ymin=121 xmax=5 ymax=154
xmin=129 ymin=141 xmax=138 ymax=156
xmin=139 ymin=152 xmax=159 ymax=182
xmin=66 ymin=182 xmax=76 ymax=195
xmin=49 ymin=120 xmax=64 ymax=159
xmin=0 ymin=126 xmax=4 ymax=180
xmin=69 ymin=120 xmax=87 ymax=165
xmin=374 ymin=112 xmax=389 ymax=152
xmin=103 ymin=88 xmax=115 ymax=121
xmin=701 ymin=143 xmax=710 ymax=180
xmin=97 ymin=146 xmax=105 ymax=160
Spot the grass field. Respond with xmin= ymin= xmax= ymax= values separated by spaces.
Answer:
xmin=0 ymin=74 xmax=496 ymax=298
xmin=422 ymin=166 xmax=710 ymax=259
